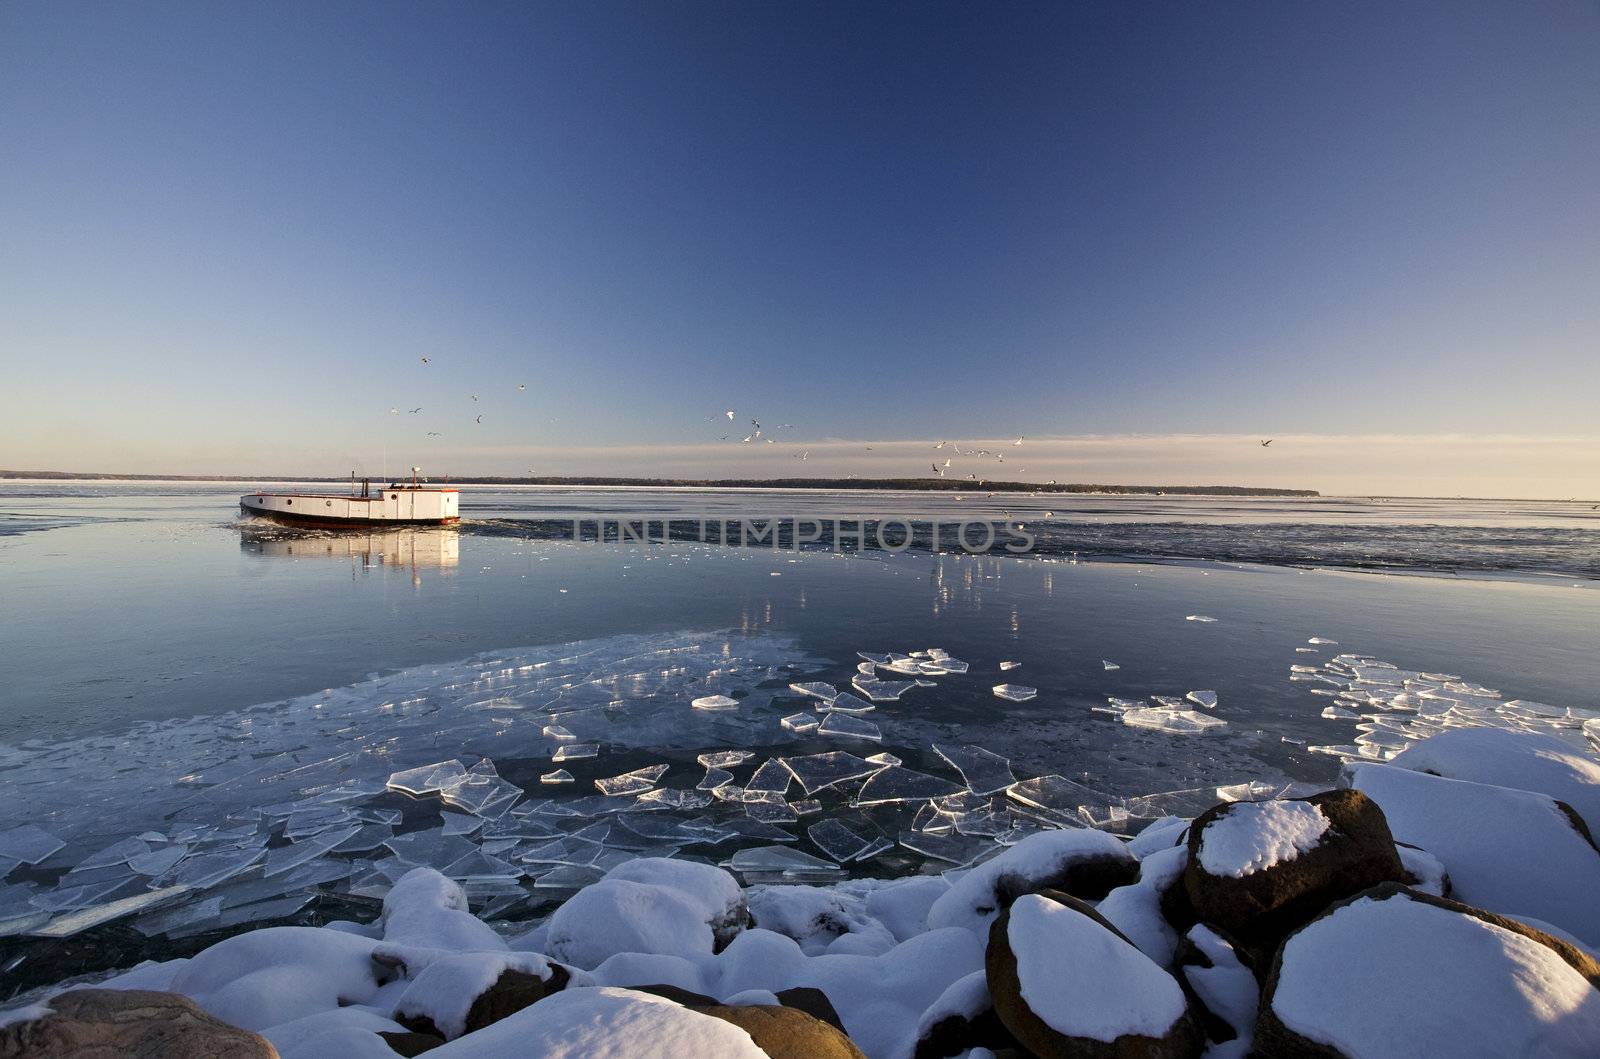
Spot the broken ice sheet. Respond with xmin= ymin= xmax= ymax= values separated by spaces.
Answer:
xmin=76 ymin=837 xmax=150 ymax=871
xmin=540 ymin=770 xmax=575 ymax=785
xmin=595 ymin=765 xmax=669 ymax=797
xmin=781 ymin=713 xmax=820 ymax=733
xmin=533 ymin=864 xmax=607 ymax=890
xmin=0 ymin=825 xmax=65 ymax=866
xmin=552 ymin=743 xmax=599 ymax=762
xmin=383 ymin=829 xmax=478 ymax=867
xmin=780 ymin=752 xmax=883 ymax=795
xmin=999 ymin=661 xmax=1021 ymax=671
xmin=852 ymin=677 xmax=916 ymax=702
xmin=542 ymin=724 xmax=576 ymax=740
xmin=698 ymin=750 xmax=754 ymax=769
xmin=808 ymin=819 xmax=876 ymax=863
xmin=1121 ymin=707 xmax=1227 ymax=735
xmin=441 ymin=812 xmax=484 ymax=836
xmin=992 ymin=684 xmax=1037 ymax=702
xmin=635 ymin=788 xmax=712 ymax=811
xmin=127 ymin=845 xmax=188 ymax=878
xmin=263 ymin=826 xmax=361 ymax=878
xmin=934 ymin=744 xmax=1017 ymax=796
xmin=697 ymin=767 xmax=735 ymax=790
xmin=1007 ymin=774 xmax=1119 ymax=828
xmin=386 ymin=760 xmax=467 ymax=796
xmin=817 ymin=692 xmax=875 ymax=715
xmin=733 ymin=759 xmax=781 ymax=791
xmin=897 ymin=830 xmax=996 ymax=867
xmin=1102 ymin=660 xmax=1120 ymax=671
xmin=1186 ymin=690 xmax=1218 ymax=709
xmin=745 ymin=795 xmax=800 ymax=824
xmin=1185 ymin=615 xmax=1219 ymax=623
xmin=817 ymin=713 xmax=882 ymax=742
xmin=134 ymin=895 xmax=224 ymax=938
xmin=727 ymin=845 xmax=838 ymax=875
xmin=691 ymin=694 xmax=739 ymax=711
xmin=854 ymin=767 xmax=963 ymax=806
xmin=789 ymin=682 xmax=839 ymax=703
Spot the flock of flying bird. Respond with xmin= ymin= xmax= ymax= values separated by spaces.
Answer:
xmin=399 ymin=357 xmax=1282 ymax=486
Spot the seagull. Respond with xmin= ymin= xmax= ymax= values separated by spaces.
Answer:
xmin=719 ymin=434 xmax=729 ymax=441
xmin=1261 ymin=439 xmax=1273 ymax=447
xmin=470 ymin=394 xmax=479 ymax=402
xmin=1014 ymin=437 xmax=1024 ymax=446
xmin=420 ymin=356 xmax=430 ymax=364
xmin=931 ymin=462 xmax=943 ymax=476
xmin=518 ymin=384 xmax=526 ymax=391
xmin=389 ymin=408 xmax=400 ymax=415
xmin=474 ymin=414 xmax=484 ymax=424
xmin=408 ymin=407 xmax=422 ymax=414
xmin=725 ymin=410 xmax=736 ymax=420
xmin=426 ymin=432 xmax=442 ymax=437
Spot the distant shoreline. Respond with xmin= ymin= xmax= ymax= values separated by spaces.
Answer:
xmin=0 ymin=470 xmax=1317 ymax=497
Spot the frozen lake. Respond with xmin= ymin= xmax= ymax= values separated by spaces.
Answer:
xmin=0 ymin=482 xmax=1596 ymax=947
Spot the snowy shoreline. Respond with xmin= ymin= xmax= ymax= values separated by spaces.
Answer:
xmin=4 ymin=723 xmax=1599 ymax=1058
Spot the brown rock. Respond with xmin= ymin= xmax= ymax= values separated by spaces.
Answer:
xmin=1183 ymin=790 xmax=1405 ymax=961
xmin=773 ymin=987 xmax=847 ymax=1035
xmin=694 ymin=1003 xmax=867 ymax=1059
xmin=376 ymin=1029 xmax=445 ymax=1056
xmin=0 ymin=989 xmax=277 ymax=1059
xmin=395 ymin=963 xmax=572 ymax=1039
xmin=985 ymin=890 xmax=1203 ymax=1059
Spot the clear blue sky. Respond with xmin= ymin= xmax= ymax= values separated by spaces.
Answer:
xmin=2 ymin=2 xmax=1597 ymax=491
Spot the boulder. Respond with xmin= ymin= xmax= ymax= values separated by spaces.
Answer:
xmin=749 ymin=886 xmax=895 ymax=955
xmin=1174 ymin=925 xmax=1258 ymax=1049
xmin=392 ymin=953 xmax=577 ymax=1039
xmin=909 ymin=970 xmax=1022 ymax=1059
xmin=377 ymin=1030 xmax=445 ymax=1056
xmin=603 ymin=857 xmax=749 ymax=951
xmin=1389 ymin=727 xmax=1600 ymax=835
xmin=928 ymin=829 xmax=1138 ymax=935
xmin=546 ymin=859 xmax=747 ymax=969
xmin=773 ymin=987 xmax=847 ymax=1035
xmin=1256 ymin=883 xmax=1600 ymax=1058
xmin=986 ymin=891 xmax=1202 ymax=1058
xmin=694 ymin=1003 xmax=867 ymax=1059
xmin=1097 ymin=844 xmax=1189 ymax=968
xmin=1183 ymin=790 xmax=1404 ymax=958
xmin=0 ymin=989 xmax=277 ymax=1059
xmin=379 ymin=868 xmax=505 ymax=952
xmin=422 ymin=986 xmax=766 ymax=1057
xmin=1349 ymin=762 xmax=1600 ymax=945
xmin=167 ymin=925 xmax=386 ymax=1032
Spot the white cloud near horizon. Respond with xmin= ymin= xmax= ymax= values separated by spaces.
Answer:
xmin=13 ymin=432 xmax=1589 ymax=500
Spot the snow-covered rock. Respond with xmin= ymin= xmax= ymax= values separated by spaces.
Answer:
xmin=167 ymin=925 xmax=386 ymax=1032
xmin=907 ymin=970 xmax=1018 ymax=1059
xmin=1175 ymin=925 xmax=1257 ymax=1051
xmin=694 ymin=1001 xmax=868 ymax=1059
xmin=1390 ymin=727 xmax=1600 ymax=836
xmin=391 ymin=950 xmax=582 ymax=1039
xmin=926 ymin=828 xmax=1137 ymax=935
xmin=1349 ymin=763 xmax=1600 ymax=945
xmin=425 ymin=986 xmax=769 ymax=1058
xmin=1097 ymin=844 xmax=1189 ymax=968
xmin=260 ymin=1006 xmax=410 ymax=1059
xmin=604 ymin=857 xmax=749 ymax=949
xmin=1394 ymin=842 xmax=1450 ymax=897
xmin=1183 ymin=790 xmax=1405 ymax=957
xmin=1128 ymin=816 xmax=1190 ymax=857
xmin=749 ymin=886 xmax=895 ymax=956
xmin=1257 ymin=884 xmax=1600 ymax=1058
xmin=985 ymin=893 xmax=1200 ymax=1057
xmin=546 ymin=859 xmax=747 ymax=970
xmin=0 ymin=989 xmax=277 ymax=1059
xmin=380 ymin=867 xmax=506 ymax=952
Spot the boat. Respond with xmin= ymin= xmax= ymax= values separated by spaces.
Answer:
xmin=240 ymin=469 xmax=460 ymax=526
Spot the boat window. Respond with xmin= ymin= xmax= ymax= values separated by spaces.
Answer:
xmin=326 ymin=501 xmax=332 ymax=507
xmin=285 ymin=499 xmax=293 ymax=505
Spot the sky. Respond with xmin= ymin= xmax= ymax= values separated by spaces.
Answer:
xmin=1 ymin=2 xmax=1596 ymax=497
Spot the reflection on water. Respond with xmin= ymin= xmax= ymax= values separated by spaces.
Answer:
xmin=239 ymin=524 xmax=460 ymax=581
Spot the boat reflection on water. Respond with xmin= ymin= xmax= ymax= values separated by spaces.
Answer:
xmin=238 ymin=522 xmax=460 ymax=586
